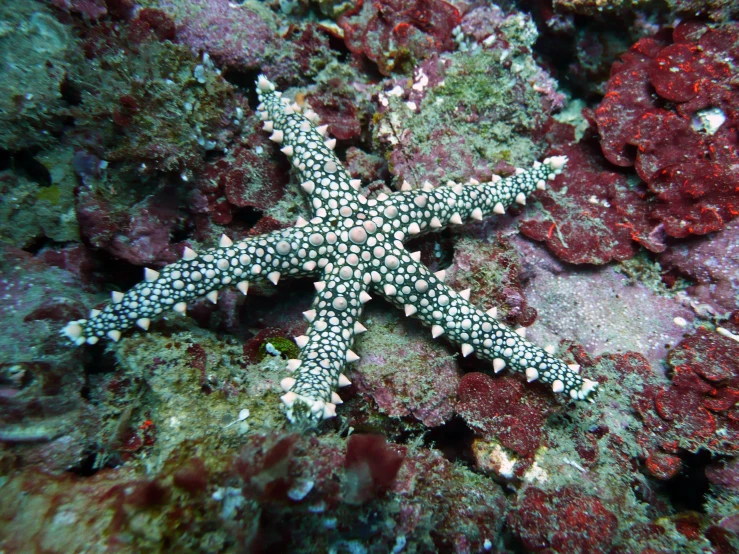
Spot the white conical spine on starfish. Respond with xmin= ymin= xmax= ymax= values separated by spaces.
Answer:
xmin=62 ymin=75 xmax=597 ymax=423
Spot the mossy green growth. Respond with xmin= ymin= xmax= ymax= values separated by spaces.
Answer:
xmin=72 ymin=35 xmax=239 ymax=175
xmin=257 ymin=336 xmax=300 ymax=362
xmin=36 ymin=184 xmax=61 ymax=205
xmin=379 ymin=46 xmax=553 ymax=188
xmin=615 ymin=250 xmax=690 ymax=295
xmin=415 ymin=49 xmax=546 ymax=166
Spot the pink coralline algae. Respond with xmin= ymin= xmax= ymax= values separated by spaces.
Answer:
xmin=391 ymin=447 xmax=506 ymax=551
xmin=595 ymin=21 xmax=739 ymax=239
xmin=160 ymin=1 xmax=334 ymax=87
xmin=511 ymin=235 xmax=695 ymax=366
xmin=76 ymin=184 xmax=187 ymax=267
xmin=38 ymin=244 xmax=97 ymax=284
xmin=127 ymin=8 xmax=177 ymax=43
xmin=520 ymin=121 xmax=665 ymax=264
xmin=52 ymin=0 xmax=134 ymax=21
xmin=159 ymin=0 xmax=278 ymax=73
xmin=305 ymin=80 xmax=364 ymax=142
xmin=707 ymin=457 xmax=739 ymax=491
xmin=658 ymin=217 xmax=739 ymax=313
xmin=339 ymin=0 xmax=460 ymax=75
xmin=351 ymin=308 xmax=460 ymax=428
xmin=0 ymin=247 xmax=99 ymax=469
xmin=445 ymin=236 xmax=538 ymax=328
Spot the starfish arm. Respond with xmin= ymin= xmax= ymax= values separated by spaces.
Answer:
xmin=256 ymin=75 xmax=361 ymax=220
xmin=62 ymin=228 xmax=323 ymax=346
xmin=372 ymin=247 xmax=598 ymax=401
xmin=382 ymin=157 xmax=568 ymax=239
xmin=64 ymin=78 xmax=598 ymax=426
xmin=280 ymin=265 xmax=369 ymax=423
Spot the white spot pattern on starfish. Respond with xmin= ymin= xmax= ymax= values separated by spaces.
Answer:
xmin=63 ymin=75 xmax=597 ymax=423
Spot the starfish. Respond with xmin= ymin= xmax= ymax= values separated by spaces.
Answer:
xmin=63 ymin=76 xmax=597 ymax=423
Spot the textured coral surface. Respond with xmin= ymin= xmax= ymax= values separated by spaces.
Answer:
xmin=2 ymin=0 xmax=739 ymax=552
xmin=595 ymin=21 xmax=739 ymax=239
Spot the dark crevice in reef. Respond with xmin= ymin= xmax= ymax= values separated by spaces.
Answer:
xmin=90 ymin=251 xmax=149 ymax=293
xmin=423 ymin=416 xmax=477 ymax=468
xmin=662 ymin=449 xmax=712 ymax=513
xmin=223 ymin=68 xmax=262 ymax=104
xmin=326 ymin=30 xmax=350 ymax=63
xmin=169 ymin=224 xmax=193 ymax=247
xmin=231 ymin=206 xmax=263 ymax=232
xmin=67 ymin=449 xmax=104 ymax=477
xmin=60 ymin=73 xmax=83 ymax=106
xmin=21 ymin=236 xmax=53 ymax=256
xmin=0 ymin=149 xmax=11 ymax=171
xmin=2 ymin=149 xmax=53 ymax=186
xmin=522 ymin=0 xmax=672 ymax=103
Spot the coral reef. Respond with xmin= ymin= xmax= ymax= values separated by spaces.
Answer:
xmin=0 ymin=247 xmax=96 ymax=468
xmin=2 ymin=0 xmax=739 ymax=552
xmin=0 ymin=149 xmax=80 ymax=249
xmin=374 ymin=7 xmax=563 ymax=189
xmin=72 ymin=8 xmax=243 ymax=175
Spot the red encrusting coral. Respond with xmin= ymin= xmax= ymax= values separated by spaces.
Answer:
xmin=305 ymin=83 xmax=363 ymax=142
xmin=524 ymin=22 xmax=739 ymax=264
xmin=507 ymin=487 xmax=619 ymax=552
xmin=456 ymin=373 xmax=554 ymax=457
xmin=128 ymin=8 xmax=176 ymax=44
xmin=520 ymin=121 xmax=665 ymax=264
xmin=595 ymin=21 xmax=739 ymax=238
xmin=196 ymin=145 xmax=288 ymax=223
xmin=75 ymin=185 xmax=187 ymax=267
xmin=343 ymin=434 xmax=405 ymax=504
xmin=633 ymin=311 xmax=739 ymax=478
xmin=338 ymin=0 xmax=461 ymax=75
